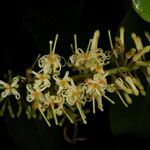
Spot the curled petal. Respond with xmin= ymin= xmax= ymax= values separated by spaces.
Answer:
xmin=26 ymin=94 xmax=34 ymax=102
xmin=66 ymin=98 xmax=75 ymax=106
xmin=1 ymin=91 xmax=8 ymax=98
xmin=0 ymin=80 xmax=8 ymax=88
xmin=12 ymin=89 xmax=20 ymax=100
xmin=26 ymin=84 xmax=33 ymax=93
xmin=55 ymin=109 xmax=63 ymax=116
xmin=11 ymin=77 xmax=19 ymax=88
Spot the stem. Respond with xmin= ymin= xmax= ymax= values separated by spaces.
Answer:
xmin=106 ymin=65 xmax=138 ymax=76
xmin=71 ymin=61 xmax=150 ymax=82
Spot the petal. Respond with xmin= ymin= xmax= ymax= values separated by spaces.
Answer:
xmin=66 ymin=98 xmax=75 ymax=106
xmin=0 ymin=80 xmax=8 ymax=87
xmin=11 ymin=77 xmax=19 ymax=87
xmin=31 ymin=71 xmax=39 ymax=77
xmin=44 ymin=79 xmax=51 ymax=88
xmin=34 ymin=80 xmax=42 ymax=87
xmin=26 ymin=84 xmax=33 ymax=93
xmin=12 ymin=89 xmax=20 ymax=99
xmin=26 ymin=94 xmax=34 ymax=102
xmin=1 ymin=91 xmax=8 ymax=98
xmin=55 ymin=109 xmax=63 ymax=116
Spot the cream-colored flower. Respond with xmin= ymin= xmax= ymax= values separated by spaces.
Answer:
xmin=38 ymin=53 xmax=62 ymax=74
xmin=85 ymin=72 xmax=114 ymax=113
xmin=0 ymin=77 xmax=20 ymax=99
xmin=45 ymin=92 xmax=64 ymax=125
xmin=62 ymin=80 xmax=87 ymax=124
xmin=53 ymin=71 xmax=72 ymax=94
xmin=63 ymin=80 xmax=85 ymax=106
xmin=38 ymin=35 xmax=64 ymax=74
xmin=69 ymin=30 xmax=110 ymax=72
xmin=32 ymin=70 xmax=51 ymax=90
xmin=26 ymin=84 xmax=45 ymax=102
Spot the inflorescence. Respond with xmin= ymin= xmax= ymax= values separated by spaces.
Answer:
xmin=0 ymin=27 xmax=150 ymax=126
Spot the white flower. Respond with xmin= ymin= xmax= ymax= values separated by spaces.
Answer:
xmin=62 ymin=80 xmax=87 ymax=124
xmin=38 ymin=35 xmax=64 ymax=74
xmin=63 ymin=80 xmax=85 ymax=106
xmin=32 ymin=70 xmax=51 ymax=90
xmin=0 ymin=77 xmax=20 ymax=99
xmin=53 ymin=71 xmax=72 ymax=94
xmin=69 ymin=30 xmax=111 ymax=72
xmin=38 ymin=53 xmax=62 ymax=74
xmin=26 ymin=84 xmax=45 ymax=103
xmin=85 ymin=72 xmax=114 ymax=113
xmin=45 ymin=92 xmax=64 ymax=125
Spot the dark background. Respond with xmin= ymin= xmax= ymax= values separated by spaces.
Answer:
xmin=0 ymin=0 xmax=150 ymax=150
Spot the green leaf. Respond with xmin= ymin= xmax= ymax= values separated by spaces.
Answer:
xmin=109 ymin=84 xmax=150 ymax=137
xmin=132 ymin=0 xmax=150 ymax=23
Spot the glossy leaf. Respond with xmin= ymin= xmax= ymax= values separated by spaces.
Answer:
xmin=132 ymin=0 xmax=150 ymax=23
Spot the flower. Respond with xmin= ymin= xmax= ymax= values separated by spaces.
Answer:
xmin=38 ymin=34 xmax=64 ymax=74
xmin=32 ymin=70 xmax=51 ymax=90
xmin=45 ymin=92 xmax=65 ymax=125
xmin=26 ymin=84 xmax=45 ymax=103
xmin=63 ymin=80 xmax=85 ymax=106
xmin=0 ymin=77 xmax=20 ymax=99
xmin=85 ymin=72 xmax=115 ymax=113
xmin=53 ymin=71 xmax=72 ymax=94
xmin=38 ymin=52 xmax=62 ymax=74
xmin=69 ymin=30 xmax=111 ymax=72
xmin=62 ymin=79 xmax=87 ymax=124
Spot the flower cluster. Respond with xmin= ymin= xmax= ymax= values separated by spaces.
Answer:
xmin=0 ymin=27 xmax=149 ymax=126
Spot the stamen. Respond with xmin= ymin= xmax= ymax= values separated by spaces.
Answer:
xmin=62 ymin=109 xmax=74 ymax=124
xmin=92 ymin=99 xmax=96 ymax=114
xmin=91 ymin=30 xmax=100 ymax=51
xmin=74 ymin=34 xmax=78 ymax=50
xmin=125 ymin=76 xmax=139 ymax=96
xmin=38 ymin=105 xmax=51 ymax=127
xmin=103 ymin=94 xmax=115 ymax=104
xmin=96 ymin=95 xmax=104 ymax=111
xmin=51 ymin=102 xmax=58 ymax=125
xmin=49 ymin=40 xmax=53 ymax=54
xmin=120 ymin=27 xmax=125 ymax=46
xmin=131 ymin=33 xmax=142 ymax=51
xmin=108 ymin=30 xmax=118 ymax=59
xmin=123 ymin=92 xmax=132 ymax=104
xmin=86 ymin=39 xmax=92 ymax=52
xmin=116 ymin=91 xmax=128 ymax=108
xmin=132 ymin=46 xmax=150 ymax=62
xmin=137 ymin=37 xmax=143 ymax=50
xmin=131 ymin=77 xmax=146 ymax=96
xmin=108 ymin=30 xmax=114 ymax=50
xmin=31 ymin=54 xmax=41 ymax=70
xmin=76 ymin=102 xmax=87 ymax=124
xmin=53 ymin=34 xmax=59 ymax=53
